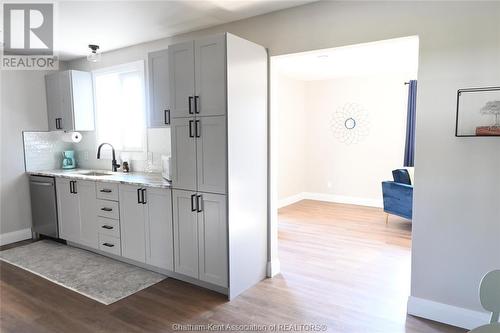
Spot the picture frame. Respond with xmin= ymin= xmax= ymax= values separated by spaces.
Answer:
xmin=455 ymin=86 xmax=500 ymax=137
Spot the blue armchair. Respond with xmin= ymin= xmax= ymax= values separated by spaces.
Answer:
xmin=382 ymin=169 xmax=413 ymax=223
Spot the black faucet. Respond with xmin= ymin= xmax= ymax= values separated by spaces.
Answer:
xmin=97 ymin=143 xmax=120 ymax=172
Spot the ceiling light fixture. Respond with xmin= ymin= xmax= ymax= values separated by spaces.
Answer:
xmin=87 ymin=44 xmax=101 ymax=62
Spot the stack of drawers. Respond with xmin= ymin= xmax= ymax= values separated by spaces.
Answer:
xmin=96 ymin=183 xmax=121 ymax=255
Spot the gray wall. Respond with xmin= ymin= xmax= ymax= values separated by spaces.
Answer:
xmin=1 ymin=71 xmax=50 ymax=234
xmin=70 ymin=1 xmax=500 ymax=315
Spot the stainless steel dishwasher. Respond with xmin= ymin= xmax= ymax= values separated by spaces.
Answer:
xmin=29 ymin=175 xmax=59 ymax=238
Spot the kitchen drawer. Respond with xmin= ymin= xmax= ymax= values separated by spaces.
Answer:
xmin=97 ymin=216 xmax=120 ymax=238
xmin=98 ymin=234 xmax=121 ymax=256
xmin=96 ymin=183 xmax=119 ymax=201
xmin=96 ymin=199 xmax=119 ymax=220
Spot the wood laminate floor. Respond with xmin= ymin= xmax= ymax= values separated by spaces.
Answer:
xmin=0 ymin=200 xmax=466 ymax=333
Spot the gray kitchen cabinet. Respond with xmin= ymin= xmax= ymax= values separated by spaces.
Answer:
xmin=56 ymin=178 xmax=97 ymax=248
xmin=45 ymin=73 xmax=64 ymax=132
xmin=172 ymin=189 xmax=199 ymax=279
xmin=119 ymin=184 xmax=147 ymax=263
xmin=194 ymin=34 xmax=226 ymax=117
xmin=171 ymin=118 xmax=197 ymax=191
xmin=45 ymin=70 xmax=94 ymax=131
xmin=78 ymin=180 xmax=98 ymax=249
xmin=145 ymin=187 xmax=174 ymax=270
xmin=119 ymin=184 xmax=173 ymax=268
xmin=196 ymin=116 xmax=227 ymax=194
xmin=169 ymin=41 xmax=195 ymax=119
xmin=197 ymin=192 xmax=227 ymax=287
xmin=148 ymin=49 xmax=171 ymax=127
xmin=56 ymin=178 xmax=80 ymax=243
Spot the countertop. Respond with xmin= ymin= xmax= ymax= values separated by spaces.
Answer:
xmin=28 ymin=169 xmax=171 ymax=189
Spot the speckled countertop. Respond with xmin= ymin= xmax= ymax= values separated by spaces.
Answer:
xmin=28 ymin=169 xmax=171 ymax=189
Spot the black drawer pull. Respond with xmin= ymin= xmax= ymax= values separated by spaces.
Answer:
xmin=101 ymin=225 xmax=114 ymax=230
xmin=100 ymin=189 xmax=112 ymax=193
xmin=101 ymin=207 xmax=113 ymax=212
xmin=102 ymin=243 xmax=114 ymax=248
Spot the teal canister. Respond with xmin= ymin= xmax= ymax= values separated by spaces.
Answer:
xmin=61 ymin=150 xmax=76 ymax=169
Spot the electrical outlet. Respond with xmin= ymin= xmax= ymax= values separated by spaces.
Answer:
xmin=327 ymin=181 xmax=332 ymax=189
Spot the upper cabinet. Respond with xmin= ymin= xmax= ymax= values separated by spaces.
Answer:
xmin=194 ymin=35 xmax=226 ymax=117
xmin=45 ymin=70 xmax=94 ymax=132
xmin=148 ymin=49 xmax=171 ymax=127
xmin=169 ymin=34 xmax=226 ymax=119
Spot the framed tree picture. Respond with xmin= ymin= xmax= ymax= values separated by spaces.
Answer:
xmin=455 ymin=86 xmax=500 ymax=137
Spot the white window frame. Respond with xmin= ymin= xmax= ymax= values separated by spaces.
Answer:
xmin=92 ymin=60 xmax=148 ymax=161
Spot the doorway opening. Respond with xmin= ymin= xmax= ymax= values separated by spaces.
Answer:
xmin=268 ymin=36 xmax=420 ymax=328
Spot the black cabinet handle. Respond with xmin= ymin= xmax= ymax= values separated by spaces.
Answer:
xmin=55 ymin=118 xmax=62 ymax=129
xmin=69 ymin=181 xmax=77 ymax=194
xmin=197 ymin=194 xmax=203 ymax=213
xmin=191 ymin=194 xmax=197 ymax=212
xmin=101 ymin=207 xmax=113 ymax=212
xmin=137 ymin=188 xmax=142 ymax=204
xmin=195 ymin=120 xmax=201 ymax=138
xmin=100 ymin=189 xmax=112 ymax=193
xmin=102 ymin=243 xmax=114 ymax=248
xmin=164 ymin=109 xmax=170 ymax=125
xmin=189 ymin=120 xmax=194 ymax=138
xmin=141 ymin=189 xmax=147 ymax=204
xmin=101 ymin=225 xmax=113 ymax=230
xmin=194 ymin=96 xmax=200 ymax=114
xmin=188 ymin=96 xmax=193 ymax=114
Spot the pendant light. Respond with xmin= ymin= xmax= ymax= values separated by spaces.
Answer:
xmin=87 ymin=44 xmax=101 ymax=62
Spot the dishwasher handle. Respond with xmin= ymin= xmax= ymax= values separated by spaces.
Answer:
xmin=30 ymin=181 xmax=54 ymax=187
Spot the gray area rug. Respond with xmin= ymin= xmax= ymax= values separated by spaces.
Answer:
xmin=0 ymin=240 xmax=165 ymax=305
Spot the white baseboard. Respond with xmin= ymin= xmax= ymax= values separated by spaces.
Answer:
xmin=278 ymin=192 xmax=383 ymax=209
xmin=407 ymin=296 xmax=490 ymax=330
xmin=277 ymin=193 xmax=304 ymax=208
xmin=0 ymin=228 xmax=32 ymax=246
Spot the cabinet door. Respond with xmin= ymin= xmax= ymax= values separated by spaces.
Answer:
xmin=45 ymin=73 xmax=62 ymax=131
xmin=119 ymin=184 xmax=147 ymax=263
xmin=78 ymin=181 xmax=98 ymax=249
xmin=169 ymin=41 xmax=195 ymax=118
xmin=171 ymin=118 xmax=197 ymax=191
xmin=196 ymin=116 xmax=227 ymax=194
xmin=56 ymin=178 xmax=80 ymax=242
xmin=59 ymin=71 xmax=74 ymax=131
xmin=198 ymin=193 xmax=228 ymax=287
xmin=70 ymin=70 xmax=94 ymax=131
xmin=172 ymin=190 xmax=199 ymax=279
xmin=148 ymin=49 xmax=171 ymax=127
xmin=145 ymin=187 xmax=173 ymax=270
xmin=194 ymin=34 xmax=226 ymax=117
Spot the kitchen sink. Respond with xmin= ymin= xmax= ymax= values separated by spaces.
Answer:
xmin=78 ymin=171 xmax=113 ymax=177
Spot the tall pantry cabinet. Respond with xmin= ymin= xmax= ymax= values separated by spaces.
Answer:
xmin=169 ymin=33 xmax=268 ymax=299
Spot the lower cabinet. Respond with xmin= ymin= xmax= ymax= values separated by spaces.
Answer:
xmin=119 ymin=184 xmax=174 ymax=270
xmin=78 ymin=181 xmax=99 ymax=248
xmin=56 ymin=178 xmax=97 ymax=248
xmin=119 ymin=184 xmax=147 ymax=263
xmin=146 ymin=187 xmax=174 ymax=270
xmin=172 ymin=189 xmax=227 ymax=287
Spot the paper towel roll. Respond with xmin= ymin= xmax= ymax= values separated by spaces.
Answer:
xmin=61 ymin=131 xmax=83 ymax=143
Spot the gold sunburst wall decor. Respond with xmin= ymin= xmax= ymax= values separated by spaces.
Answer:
xmin=330 ymin=103 xmax=370 ymax=144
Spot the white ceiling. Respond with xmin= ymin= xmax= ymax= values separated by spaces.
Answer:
xmin=272 ymin=36 xmax=420 ymax=81
xmin=52 ymin=0 xmax=315 ymax=60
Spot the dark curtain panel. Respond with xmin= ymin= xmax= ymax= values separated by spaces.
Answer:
xmin=404 ymin=80 xmax=417 ymax=167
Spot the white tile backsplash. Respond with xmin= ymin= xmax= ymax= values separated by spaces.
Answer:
xmin=23 ymin=131 xmax=74 ymax=171
xmin=24 ymin=128 xmax=171 ymax=172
